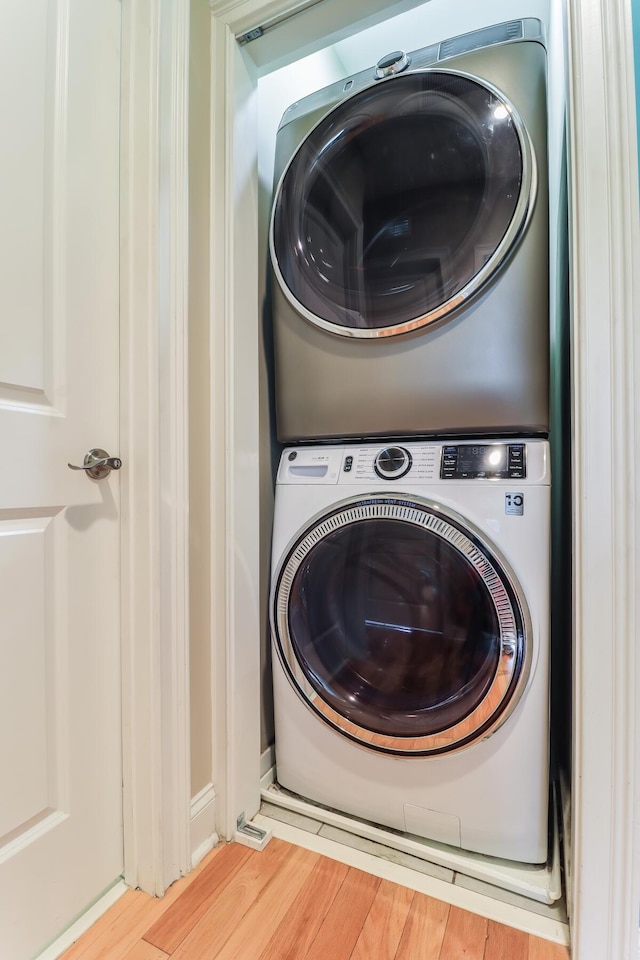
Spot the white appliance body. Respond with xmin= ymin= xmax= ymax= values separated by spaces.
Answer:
xmin=270 ymin=440 xmax=550 ymax=862
xmin=270 ymin=20 xmax=549 ymax=442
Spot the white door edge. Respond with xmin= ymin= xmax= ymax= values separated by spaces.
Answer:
xmin=209 ymin=1 xmax=640 ymax=958
xmin=120 ymin=0 xmax=191 ymax=897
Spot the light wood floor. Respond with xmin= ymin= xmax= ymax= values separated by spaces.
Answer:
xmin=60 ymin=839 xmax=570 ymax=960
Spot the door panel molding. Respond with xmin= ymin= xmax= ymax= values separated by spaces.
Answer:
xmin=120 ymin=0 xmax=191 ymax=896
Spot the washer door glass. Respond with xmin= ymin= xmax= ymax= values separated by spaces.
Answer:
xmin=271 ymin=70 xmax=533 ymax=338
xmin=272 ymin=498 xmax=529 ymax=756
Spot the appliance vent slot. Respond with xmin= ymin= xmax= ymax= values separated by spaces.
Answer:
xmin=438 ymin=21 xmax=523 ymax=62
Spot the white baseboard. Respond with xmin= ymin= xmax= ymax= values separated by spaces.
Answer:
xmin=34 ymin=880 xmax=128 ymax=960
xmin=190 ymin=783 xmax=219 ymax=867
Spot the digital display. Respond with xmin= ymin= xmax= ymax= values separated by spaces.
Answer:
xmin=457 ymin=444 xmax=507 ymax=474
xmin=441 ymin=443 xmax=526 ymax=479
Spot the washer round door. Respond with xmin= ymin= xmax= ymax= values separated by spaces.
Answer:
xmin=271 ymin=496 xmax=531 ymax=756
xmin=270 ymin=69 xmax=535 ymax=338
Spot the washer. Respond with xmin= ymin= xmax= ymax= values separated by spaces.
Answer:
xmin=269 ymin=19 xmax=549 ymax=442
xmin=270 ymin=439 xmax=550 ymax=862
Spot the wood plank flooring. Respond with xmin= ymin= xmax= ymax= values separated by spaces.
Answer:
xmin=60 ymin=840 xmax=570 ymax=960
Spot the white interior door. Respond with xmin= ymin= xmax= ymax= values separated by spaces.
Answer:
xmin=0 ymin=2 xmax=122 ymax=958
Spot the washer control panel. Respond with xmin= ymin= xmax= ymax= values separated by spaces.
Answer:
xmin=440 ymin=443 xmax=526 ymax=479
xmin=277 ymin=441 xmax=545 ymax=485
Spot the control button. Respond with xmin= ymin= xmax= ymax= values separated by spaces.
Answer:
xmin=440 ymin=445 xmax=458 ymax=480
xmin=287 ymin=451 xmax=297 ymax=461
xmin=343 ymin=455 xmax=353 ymax=473
xmin=507 ymin=445 xmax=526 ymax=478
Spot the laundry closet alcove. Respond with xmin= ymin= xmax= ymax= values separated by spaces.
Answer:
xmin=196 ymin=1 xmax=640 ymax=957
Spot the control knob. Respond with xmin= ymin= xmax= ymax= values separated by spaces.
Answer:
xmin=374 ymin=446 xmax=412 ymax=480
xmin=375 ymin=50 xmax=411 ymax=80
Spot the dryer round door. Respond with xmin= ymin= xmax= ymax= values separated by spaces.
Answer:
xmin=271 ymin=495 xmax=532 ymax=756
xmin=270 ymin=69 xmax=535 ymax=338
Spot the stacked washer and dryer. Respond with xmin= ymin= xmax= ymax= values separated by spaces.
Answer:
xmin=267 ymin=19 xmax=551 ymax=863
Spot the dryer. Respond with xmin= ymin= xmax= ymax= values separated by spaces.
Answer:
xmin=270 ymin=439 xmax=550 ymax=862
xmin=269 ymin=20 xmax=549 ymax=442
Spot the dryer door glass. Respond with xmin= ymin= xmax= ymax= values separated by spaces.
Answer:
xmin=271 ymin=71 xmax=532 ymax=338
xmin=272 ymin=498 xmax=529 ymax=756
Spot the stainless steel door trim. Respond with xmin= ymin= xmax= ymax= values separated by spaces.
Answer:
xmin=270 ymin=494 xmax=533 ymax=757
xmin=269 ymin=67 xmax=537 ymax=340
